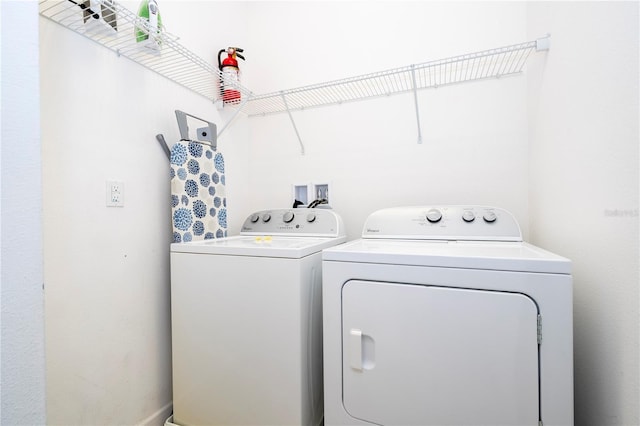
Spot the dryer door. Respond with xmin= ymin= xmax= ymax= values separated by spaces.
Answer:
xmin=342 ymin=280 xmax=540 ymax=426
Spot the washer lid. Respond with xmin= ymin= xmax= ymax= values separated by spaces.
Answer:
xmin=322 ymin=239 xmax=571 ymax=274
xmin=172 ymin=235 xmax=347 ymax=258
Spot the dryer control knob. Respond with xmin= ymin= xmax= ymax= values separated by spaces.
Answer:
xmin=283 ymin=211 xmax=295 ymax=223
xmin=250 ymin=214 xmax=260 ymax=223
xmin=483 ymin=211 xmax=497 ymax=223
xmin=462 ymin=210 xmax=476 ymax=222
xmin=426 ymin=209 xmax=443 ymax=223
xmin=262 ymin=213 xmax=271 ymax=223
xmin=307 ymin=213 xmax=317 ymax=223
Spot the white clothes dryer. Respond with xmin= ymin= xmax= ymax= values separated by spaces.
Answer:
xmin=322 ymin=206 xmax=573 ymax=426
xmin=170 ymin=208 xmax=346 ymax=426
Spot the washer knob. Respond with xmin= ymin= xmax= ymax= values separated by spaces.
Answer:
xmin=283 ymin=211 xmax=295 ymax=223
xmin=426 ymin=209 xmax=443 ymax=223
xmin=462 ymin=210 xmax=475 ymax=223
xmin=250 ymin=214 xmax=260 ymax=223
xmin=262 ymin=213 xmax=271 ymax=223
xmin=307 ymin=213 xmax=317 ymax=223
xmin=483 ymin=211 xmax=497 ymax=223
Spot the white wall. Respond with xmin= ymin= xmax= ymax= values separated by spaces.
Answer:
xmin=40 ymin=2 xmax=250 ymax=424
xmin=243 ymin=1 xmax=530 ymax=240
xmin=527 ymin=2 xmax=639 ymax=425
xmin=0 ymin=1 xmax=47 ymax=424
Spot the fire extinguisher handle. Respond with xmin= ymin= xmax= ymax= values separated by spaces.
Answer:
xmin=236 ymin=53 xmax=246 ymax=61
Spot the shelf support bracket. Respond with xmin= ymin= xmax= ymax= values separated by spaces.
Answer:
xmin=281 ymin=92 xmax=305 ymax=155
xmin=410 ymin=64 xmax=423 ymax=144
xmin=217 ymin=95 xmax=252 ymax=140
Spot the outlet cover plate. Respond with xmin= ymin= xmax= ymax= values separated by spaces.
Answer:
xmin=106 ymin=180 xmax=124 ymax=207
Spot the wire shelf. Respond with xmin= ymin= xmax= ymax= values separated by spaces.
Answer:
xmin=38 ymin=0 xmax=253 ymax=103
xmin=240 ymin=40 xmax=540 ymax=117
xmin=40 ymin=0 xmax=548 ymax=121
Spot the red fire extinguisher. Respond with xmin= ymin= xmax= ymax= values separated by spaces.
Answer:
xmin=218 ymin=47 xmax=245 ymax=104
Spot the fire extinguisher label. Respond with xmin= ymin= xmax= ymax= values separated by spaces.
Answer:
xmin=221 ymin=68 xmax=241 ymax=103
xmin=222 ymin=69 xmax=239 ymax=86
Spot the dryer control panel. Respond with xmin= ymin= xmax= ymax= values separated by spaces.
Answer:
xmin=240 ymin=208 xmax=346 ymax=238
xmin=362 ymin=206 xmax=522 ymax=241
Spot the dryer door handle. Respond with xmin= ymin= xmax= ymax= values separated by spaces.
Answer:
xmin=349 ymin=329 xmax=376 ymax=371
xmin=349 ymin=329 xmax=363 ymax=371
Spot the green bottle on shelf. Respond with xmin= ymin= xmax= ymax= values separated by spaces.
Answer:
xmin=135 ymin=0 xmax=162 ymax=45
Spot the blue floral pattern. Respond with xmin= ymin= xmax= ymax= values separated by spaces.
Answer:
xmin=193 ymin=221 xmax=204 ymax=236
xmin=214 ymin=153 xmax=225 ymax=173
xmin=187 ymin=159 xmax=200 ymax=174
xmin=193 ymin=200 xmax=207 ymax=218
xmin=170 ymin=144 xmax=187 ymax=166
xmin=188 ymin=141 xmax=203 ymax=158
xmin=218 ymin=208 xmax=227 ymax=228
xmin=171 ymin=140 xmax=227 ymax=242
xmin=185 ymin=180 xmax=198 ymax=197
xmin=173 ymin=208 xmax=193 ymax=231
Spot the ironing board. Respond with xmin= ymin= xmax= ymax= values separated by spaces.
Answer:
xmin=170 ymin=139 xmax=227 ymax=242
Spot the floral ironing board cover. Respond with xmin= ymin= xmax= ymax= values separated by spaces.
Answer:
xmin=170 ymin=140 xmax=227 ymax=242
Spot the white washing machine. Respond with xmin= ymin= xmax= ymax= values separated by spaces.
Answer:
xmin=170 ymin=208 xmax=346 ymax=426
xmin=322 ymin=206 xmax=573 ymax=426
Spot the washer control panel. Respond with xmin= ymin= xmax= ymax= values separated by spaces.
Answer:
xmin=362 ymin=206 xmax=522 ymax=241
xmin=241 ymin=209 xmax=345 ymax=237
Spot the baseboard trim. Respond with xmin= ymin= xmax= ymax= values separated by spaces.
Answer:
xmin=136 ymin=401 xmax=173 ymax=426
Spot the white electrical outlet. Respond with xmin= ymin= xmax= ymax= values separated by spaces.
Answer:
xmin=106 ymin=180 xmax=124 ymax=207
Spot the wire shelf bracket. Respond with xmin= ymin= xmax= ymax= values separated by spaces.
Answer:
xmin=410 ymin=64 xmax=423 ymax=145
xmin=281 ymin=92 xmax=306 ymax=155
xmin=216 ymin=96 xmax=253 ymax=140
